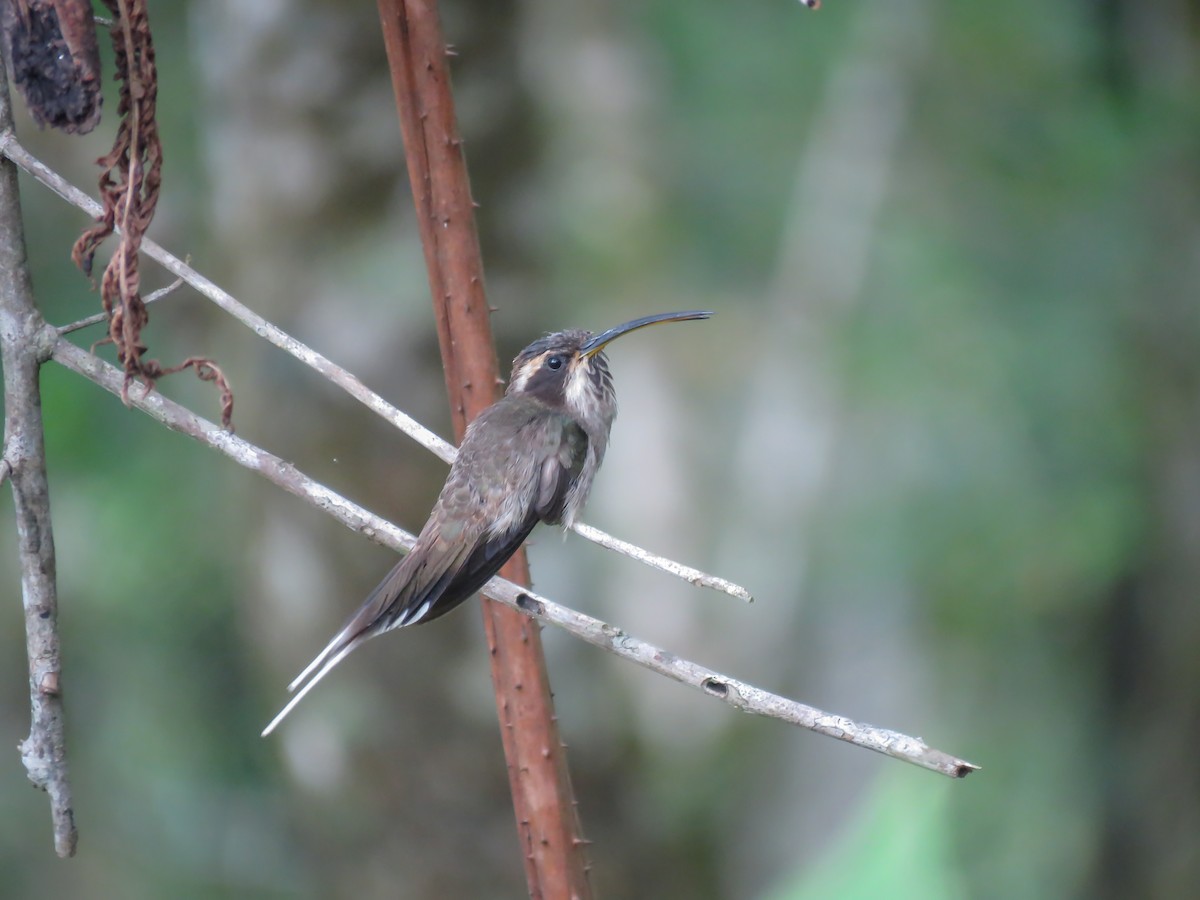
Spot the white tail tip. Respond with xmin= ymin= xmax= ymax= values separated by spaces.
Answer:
xmin=261 ymin=642 xmax=357 ymax=737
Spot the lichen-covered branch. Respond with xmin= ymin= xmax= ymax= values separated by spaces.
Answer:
xmin=51 ymin=337 xmax=979 ymax=779
xmin=0 ymin=59 xmax=77 ymax=858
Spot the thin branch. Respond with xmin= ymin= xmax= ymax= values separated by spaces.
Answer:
xmin=52 ymin=337 xmax=417 ymax=549
xmin=0 ymin=132 xmax=753 ymax=603
xmin=0 ymin=61 xmax=77 ymax=857
xmin=504 ymin=591 xmax=977 ymax=779
xmin=49 ymin=335 xmax=979 ymax=779
xmin=0 ymin=129 xmax=459 ymax=462
xmin=580 ymin=528 xmax=750 ymax=599
xmin=571 ymin=523 xmax=752 ymax=603
xmin=57 ymin=272 xmax=184 ymax=334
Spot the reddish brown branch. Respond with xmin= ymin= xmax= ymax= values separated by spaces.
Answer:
xmin=376 ymin=1 xmax=591 ymax=896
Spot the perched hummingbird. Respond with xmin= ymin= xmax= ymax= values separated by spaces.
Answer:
xmin=262 ymin=310 xmax=712 ymax=735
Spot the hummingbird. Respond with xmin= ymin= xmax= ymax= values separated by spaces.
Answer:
xmin=262 ymin=310 xmax=712 ymax=735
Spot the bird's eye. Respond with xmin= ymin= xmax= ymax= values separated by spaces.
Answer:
xmin=546 ymin=355 xmax=564 ymax=370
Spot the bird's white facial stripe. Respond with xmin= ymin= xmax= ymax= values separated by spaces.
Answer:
xmin=509 ymin=360 xmax=534 ymax=393
xmin=510 ymin=351 xmax=555 ymax=395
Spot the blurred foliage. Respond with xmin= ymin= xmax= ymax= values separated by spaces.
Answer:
xmin=2 ymin=0 xmax=1198 ymax=898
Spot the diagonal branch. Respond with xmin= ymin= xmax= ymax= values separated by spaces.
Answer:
xmin=49 ymin=335 xmax=979 ymax=779
xmin=0 ymin=131 xmax=752 ymax=603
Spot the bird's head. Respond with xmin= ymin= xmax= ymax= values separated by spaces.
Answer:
xmin=506 ymin=311 xmax=712 ymax=427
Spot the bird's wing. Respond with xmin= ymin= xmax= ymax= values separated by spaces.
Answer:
xmin=397 ymin=407 xmax=588 ymax=622
xmin=263 ymin=403 xmax=588 ymax=736
xmin=533 ymin=415 xmax=588 ymax=523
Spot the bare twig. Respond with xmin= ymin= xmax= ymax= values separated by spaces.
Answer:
xmin=0 ymin=133 xmax=753 ymax=602
xmin=505 ymin=591 xmax=977 ymax=779
xmin=51 ymin=339 xmax=412 ymax=549
xmin=572 ymin=523 xmax=753 ymax=602
xmin=50 ymin=336 xmax=979 ymax=779
xmin=57 ymin=272 xmax=184 ymax=334
xmin=0 ymin=60 xmax=77 ymax=858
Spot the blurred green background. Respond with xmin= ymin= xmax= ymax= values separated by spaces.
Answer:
xmin=3 ymin=0 xmax=1198 ymax=897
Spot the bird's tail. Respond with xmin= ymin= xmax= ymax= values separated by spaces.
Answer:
xmin=255 ymin=609 xmax=362 ymax=734
xmin=260 ymin=542 xmax=461 ymax=736
xmin=261 ymin=596 xmax=385 ymax=737
xmin=260 ymin=635 xmax=360 ymax=737
xmin=260 ymin=554 xmax=421 ymax=737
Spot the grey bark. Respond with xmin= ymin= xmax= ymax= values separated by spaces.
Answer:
xmin=0 ymin=55 xmax=77 ymax=857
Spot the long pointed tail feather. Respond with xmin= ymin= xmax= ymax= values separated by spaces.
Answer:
xmin=261 ymin=640 xmax=359 ymax=737
xmin=286 ymin=619 xmax=360 ymax=693
xmin=263 ymin=562 xmax=422 ymax=735
xmin=261 ymin=532 xmax=491 ymax=736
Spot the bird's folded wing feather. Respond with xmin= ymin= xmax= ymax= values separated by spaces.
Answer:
xmin=264 ymin=405 xmax=591 ymax=735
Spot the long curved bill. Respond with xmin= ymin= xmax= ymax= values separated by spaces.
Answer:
xmin=579 ymin=310 xmax=713 ymax=358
